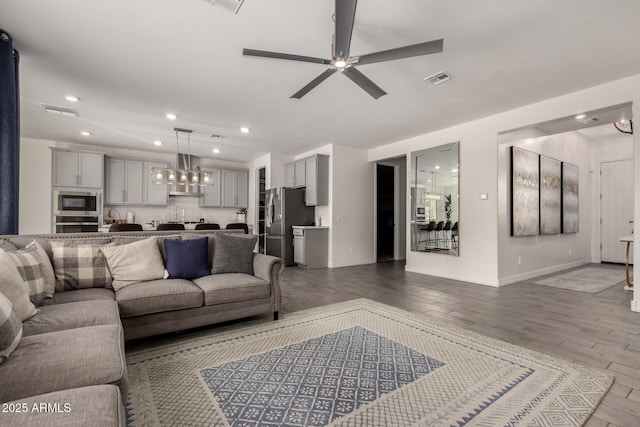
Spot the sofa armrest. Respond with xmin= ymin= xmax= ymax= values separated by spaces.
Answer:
xmin=253 ymin=253 xmax=284 ymax=314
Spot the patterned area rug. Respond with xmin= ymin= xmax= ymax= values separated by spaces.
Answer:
xmin=533 ymin=267 xmax=628 ymax=293
xmin=125 ymin=299 xmax=612 ymax=426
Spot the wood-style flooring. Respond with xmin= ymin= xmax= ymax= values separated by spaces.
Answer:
xmin=280 ymin=262 xmax=640 ymax=427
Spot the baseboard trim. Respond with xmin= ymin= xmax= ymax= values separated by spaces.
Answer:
xmin=404 ymin=266 xmax=500 ymax=287
xmin=632 ymin=298 xmax=640 ymax=313
xmin=498 ymin=260 xmax=588 ymax=286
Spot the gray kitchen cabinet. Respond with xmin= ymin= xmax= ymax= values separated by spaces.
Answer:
xmin=105 ymin=158 xmax=143 ymax=205
xmin=292 ymin=227 xmax=328 ymax=268
xmin=221 ymin=169 xmax=249 ymax=208
xmin=51 ymin=149 xmax=104 ymax=188
xmin=284 ymin=160 xmax=306 ymax=188
xmin=199 ymin=167 xmax=222 ymax=207
xmin=143 ymin=161 xmax=168 ymax=206
xmin=304 ymin=154 xmax=329 ymax=206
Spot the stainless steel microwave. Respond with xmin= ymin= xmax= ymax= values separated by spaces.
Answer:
xmin=53 ymin=191 xmax=100 ymax=215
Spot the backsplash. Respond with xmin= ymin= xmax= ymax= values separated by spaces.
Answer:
xmin=105 ymin=196 xmax=243 ymax=227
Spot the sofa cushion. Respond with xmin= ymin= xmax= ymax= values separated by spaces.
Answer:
xmin=211 ymin=232 xmax=258 ymax=275
xmin=43 ymin=288 xmax=116 ymax=305
xmin=0 ymin=239 xmax=17 ymax=251
xmin=192 ymin=273 xmax=270 ymax=306
xmin=51 ymin=241 xmax=113 ymax=291
xmin=110 ymin=234 xmax=181 ymax=264
xmin=0 ymin=252 xmax=38 ymax=321
xmin=22 ymin=300 xmax=121 ymax=337
xmin=164 ymin=237 xmax=210 ymax=280
xmin=2 ymin=385 xmax=124 ymax=427
xmin=115 ymin=279 xmax=204 ymax=318
xmin=100 ymin=237 xmax=165 ymax=291
xmin=182 ymin=232 xmax=217 ymax=267
xmin=0 ymin=324 xmax=127 ymax=402
xmin=0 ymin=292 xmax=22 ymax=365
xmin=0 ymin=244 xmax=46 ymax=306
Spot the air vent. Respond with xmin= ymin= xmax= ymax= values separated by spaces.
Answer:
xmin=580 ymin=117 xmax=600 ymax=124
xmin=41 ymin=104 xmax=79 ymax=117
xmin=210 ymin=134 xmax=224 ymax=139
xmin=201 ymin=0 xmax=244 ymax=14
xmin=424 ymin=71 xmax=452 ymax=85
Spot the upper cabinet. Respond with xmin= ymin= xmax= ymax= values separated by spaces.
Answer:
xmin=105 ymin=158 xmax=143 ymax=205
xmin=304 ymin=155 xmax=329 ymax=206
xmin=285 ymin=154 xmax=329 ymax=206
xmin=52 ymin=149 xmax=104 ymax=189
xmin=199 ymin=167 xmax=222 ymax=207
xmin=221 ymin=169 xmax=249 ymax=208
xmin=143 ymin=161 xmax=168 ymax=206
xmin=285 ymin=160 xmax=306 ymax=188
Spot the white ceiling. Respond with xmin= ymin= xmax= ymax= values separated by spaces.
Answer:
xmin=2 ymin=0 xmax=640 ymax=162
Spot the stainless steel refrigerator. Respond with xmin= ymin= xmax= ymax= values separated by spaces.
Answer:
xmin=265 ymin=187 xmax=315 ymax=266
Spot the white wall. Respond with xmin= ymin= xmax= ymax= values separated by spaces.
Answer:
xmin=369 ymin=73 xmax=640 ymax=296
xmin=19 ymin=138 xmax=54 ymax=234
xmin=497 ymin=132 xmax=592 ymax=285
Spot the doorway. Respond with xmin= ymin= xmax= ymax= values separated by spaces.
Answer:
xmin=375 ymin=157 xmax=407 ymax=263
xmin=377 ymin=164 xmax=394 ymax=262
xmin=601 ymin=159 xmax=634 ymax=263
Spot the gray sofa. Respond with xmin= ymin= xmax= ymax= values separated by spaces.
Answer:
xmin=0 ymin=230 xmax=284 ymax=427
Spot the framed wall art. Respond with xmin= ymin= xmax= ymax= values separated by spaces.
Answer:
xmin=510 ymin=146 xmax=539 ymax=236
xmin=562 ymin=162 xmax=579 ymax=233
xmin=539 ymin=155 xmax=561 ymax=234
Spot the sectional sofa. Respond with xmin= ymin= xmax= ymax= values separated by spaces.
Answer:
xmin=0 ymin=230 xmax=284 ymax=426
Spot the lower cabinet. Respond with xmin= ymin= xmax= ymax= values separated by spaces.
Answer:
xmin=292 ymin=227 xmax=328 ymax=268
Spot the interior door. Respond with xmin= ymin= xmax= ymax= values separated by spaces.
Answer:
xmin=601 ymin=160 xmax=634 ymax=263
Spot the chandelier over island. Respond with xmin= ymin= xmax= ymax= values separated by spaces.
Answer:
xmin=150 ymin=128 xmax=214 ymax=189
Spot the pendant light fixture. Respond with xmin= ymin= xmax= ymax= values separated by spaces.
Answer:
xmin=150 ymin=128 xmax=214 ymax=187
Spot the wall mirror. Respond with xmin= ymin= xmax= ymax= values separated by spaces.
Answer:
xmin=410 ymin=142 xmax=459 ymax=255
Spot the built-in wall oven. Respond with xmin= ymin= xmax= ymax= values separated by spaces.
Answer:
xmin=52 ymin=191 xmax=101 ymax=233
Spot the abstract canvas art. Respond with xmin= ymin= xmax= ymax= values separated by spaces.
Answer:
xmin=562 ymin=162 xmax=579 ymax=233
xmin=539 ymin=155 xmax=561 ymax=234
xmin=510 ymin=146 xmax=539 ymax=236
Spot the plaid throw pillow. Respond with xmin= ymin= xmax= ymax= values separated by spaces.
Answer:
xmin=0 ymin=247 xmax=46 ymax=307
xmin=51 ymin=242 xmax=113 ymax=291
xmin=0 ymin=292 xmax=22 ymax=364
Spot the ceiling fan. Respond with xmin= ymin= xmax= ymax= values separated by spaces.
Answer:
xmin=242 ymin=0 xmax=444 ymax=100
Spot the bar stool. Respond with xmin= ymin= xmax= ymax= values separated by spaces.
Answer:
xmin=109 ymin=223 xmax=143 ymax=232
xmin=156 ymin=223 xmax=185 ymax=231
xmin=195 ymin=223 xmax=220 ymax=230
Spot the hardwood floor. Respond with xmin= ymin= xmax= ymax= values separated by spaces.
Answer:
xmin=280 ymin=262 xmax=640 ymax=427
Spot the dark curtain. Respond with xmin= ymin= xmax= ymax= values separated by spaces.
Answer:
xmin=0 ymin=30 xmax=20 ymax=235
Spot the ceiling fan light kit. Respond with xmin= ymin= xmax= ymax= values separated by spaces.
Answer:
xmin=243 ymin=0 xmax=443 ymax=99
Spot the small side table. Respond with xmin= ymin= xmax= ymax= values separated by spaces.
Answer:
xmin=619 ymin=236 xmax=634 ymax=291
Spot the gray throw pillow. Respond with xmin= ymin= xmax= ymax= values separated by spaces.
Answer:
xmin=0 ymin=253 xmax=38 ymax=321
xmin=26 ymin=241 xmax=56 ymax=299
xmin=211 ymin=233 xmax=258 ymax=275
xmin=0 ymin=292 xmax=22 ymax=365
xmin=0 ymin=247 xmax=46 ymax=306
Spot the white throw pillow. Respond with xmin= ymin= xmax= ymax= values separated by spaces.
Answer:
xmin=100 ymin=237 xmax=165 ymax=291
xmin=0 ymin=253 xmax=38 ymax=321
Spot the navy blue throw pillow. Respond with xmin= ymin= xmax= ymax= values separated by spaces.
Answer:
xmin=164 ymin=237 xmax=210 ymax=280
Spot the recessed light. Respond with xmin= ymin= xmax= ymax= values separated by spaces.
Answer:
xmin=80 ymin=131 xmax=91 ymax=136
xmin=154 ymin=140 xmax=163 ymax=146
xmin=452 ymin=168 xmax=458 ymax=173
xmin=213 ymin=148 xmax=220 ymax=154
xmin=65 ymin=95 xmax=80 ymax=102
xmin=575 ymin=114 xmax=586 ymax=120
xmin=435 ymin=165 xmax=440 ymax=170
xmin=240 ymin=126 xmax=250 ymax=134
xmin=166 ymin=113 xmax=177 ymax=120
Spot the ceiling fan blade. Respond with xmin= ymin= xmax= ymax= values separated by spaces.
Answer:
xmin=243 ymin=48 xmax=331 ymax=65
xmin=355 ymin=39 xmax=444 ymax=66
xmin=334 ymin=0 xmax=357 ymax=59
xmin=291 ymin=68 xmax=338 ymax=99
xmin=342 ymin=67 xmax=387 ymax=99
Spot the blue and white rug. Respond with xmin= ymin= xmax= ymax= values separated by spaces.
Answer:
xmin=125 ymin=299 xmax=612 ymax=426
